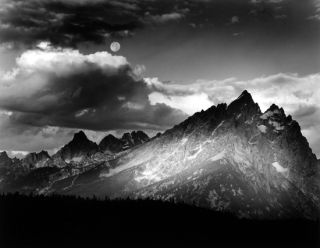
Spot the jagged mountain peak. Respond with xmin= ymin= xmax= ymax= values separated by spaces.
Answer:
xmin=121 ymin=132 xmax=133 ymax=141
xmin=22 ymin=150 xmax=51 ymax=169
xmin=53 ymin=130 xmax=99 ymax=162
xmin=237 ymin=89 xmax=252 ymax=100
xmin=167 ymin=90 xmax=261 ymax=136
xmin=0 ymin=151 xmax=13 ymax=168
xmin=0 ymin=151 xmax=9 ymax=159
xmin=260 ymin=104 xmax=288 ymax=123
xmin=268 ymin=103 xmax=281 ymax=111
xmin=230 ymin=90 xmax=254 ymax=105
xmin=131 ymin=130 xmax=147 ymax=136
xmin=265 ymin=104 xmax=285 ymax=116
xmin=99 ymin=131 xmax=150 ymax=153
xmin=39 ymin=150 xmax=50 ymax=157
xmin=100 ymin=134 xmax=118 ymax=143
xmin=227 ymin=90 xmax=261 ymax=117
xmin=131 ymin=131 xmax=149 ymax=144
xmin=26 ymin=150 xmax=50 ymax=159
xmin=99 ymin=134 xmax=123 ymax=153
xmin=72 ymin=130 xmax=89 ymax=142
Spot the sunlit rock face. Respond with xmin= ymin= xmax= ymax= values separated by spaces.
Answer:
xmin=49 ymin=90 xmax=319 ymax=219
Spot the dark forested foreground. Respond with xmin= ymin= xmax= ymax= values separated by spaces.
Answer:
xmin=0 ymin=194 xmax=319 ymax=248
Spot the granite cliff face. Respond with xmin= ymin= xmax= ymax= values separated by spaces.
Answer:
xmin=0 ymin=91 xmax=319 ymax=219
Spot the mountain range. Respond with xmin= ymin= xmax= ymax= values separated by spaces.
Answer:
xmin=0 ymin=90 xmax=319 ymax=219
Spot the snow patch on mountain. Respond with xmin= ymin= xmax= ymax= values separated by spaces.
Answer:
xmin=181 ymin=138 xmax=188 ymax=145
xmin=210 ymin=150 xmax=226 ymax=162
xmin=272 ymin=162 xmax=288 ymax=173
xmin=135 ymin=168 xmax=162 ymax=183
xmin=257 ymin=125 xmax=267 ymax=133
xmin=212 ymin=121 xmax=224 ymax=136
xmin=100 ymin=162 xmax=137 ymax=178
xmin=268 ymin=120 xmax=285 ymax=131
xmin=35 ymin=158 xmax=50 ymax=168
xmin=260 ymin=109 xmax=280 ymax=120
xmin=188 ymin=145 xmax=203 ymax=160
xmin=65 ymin=156 xmax=83 ymax=163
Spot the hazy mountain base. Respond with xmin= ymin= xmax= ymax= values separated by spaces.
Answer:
xmin=0 ymin=193 xmax=319 ymax=248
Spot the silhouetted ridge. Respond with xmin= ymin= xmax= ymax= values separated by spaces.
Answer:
xmin=54 ymin=130 xmax=99 ymax=161
xmin=0 ymin=151 xmax=9 ymax=160
xmin=22 ymin=150 xmax=51 ymax=169
xmin=1 ymin=193 xmax=318 ymax=248
xmin=167 ymin=90 xmax=260 ymax=135
xmin=99 ymin=134 xmax=124 ymax=153
xmin=0 ymin=151 xmax=12 ymax=168
xmin=266 ymin=103 xmax=286 ymax=117
xmin=73 ymin=130 xmax=89 ymax=142
xmin=227 ymin=90 xmax=261 ymax=118
xmin=131 ymin=131 xmax=149 ymax=145
xmin=99 ymin=131 xmax=150 ymax=152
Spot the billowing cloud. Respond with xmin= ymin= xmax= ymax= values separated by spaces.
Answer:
xmin=308 ymin=0 xmax=320 ymax=20
xmin=0 ymin=42 xmax=187 ymax=152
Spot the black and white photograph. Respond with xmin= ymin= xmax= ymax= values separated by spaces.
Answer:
xmin=0 ymin=0 xmax=319 ymax=247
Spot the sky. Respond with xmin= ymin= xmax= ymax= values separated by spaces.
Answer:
xmin=0 ymin=0 xmax=319 ymax=157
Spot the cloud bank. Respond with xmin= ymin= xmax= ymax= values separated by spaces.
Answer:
xmin=0 ymin=43 xmax=187 ymax=152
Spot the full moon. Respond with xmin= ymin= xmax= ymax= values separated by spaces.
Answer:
xmin=110 ymin=42 xmax=121 ymax=52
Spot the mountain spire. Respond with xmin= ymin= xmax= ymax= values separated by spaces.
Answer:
xmin=73 ymin=130 xmax=88 ymax=141
xmin=227 ymin=90 xmax=261 ymax=117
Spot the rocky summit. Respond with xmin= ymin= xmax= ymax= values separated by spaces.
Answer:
xmin=0 ymin=91 xmax=319 ymax=219
xmin=22 ymin=151 xmax=51 ymax=169
xmin=99 ymin=131 xmax=150 ymax=153
xmin=53 ymin=131 xmax=100 ymax=163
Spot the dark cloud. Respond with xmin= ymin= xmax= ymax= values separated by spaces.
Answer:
xmin=0 ymin=112 xmax=75 ymax=152
xmin=0 ymin=0 xmax=191 ymax=47
xmin=0 ymin=0 xmax=142 ymax=47
xmin=1 ymin=0 xmax=317 ymax=47
xmin=0 ymin=45 xmax=187 ymax=134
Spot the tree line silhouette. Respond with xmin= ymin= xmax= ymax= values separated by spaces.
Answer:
xmin=0 ymin=192 xmax=319 ymax=248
